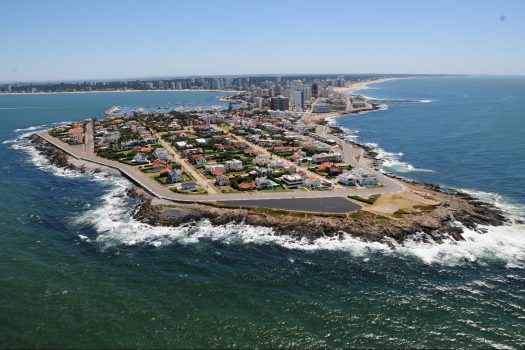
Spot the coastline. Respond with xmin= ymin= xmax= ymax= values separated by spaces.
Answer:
xmin=305 ymin=77 xmax=395 ymax=124
xmin=29 ymin=132 xmax=509 ymax=245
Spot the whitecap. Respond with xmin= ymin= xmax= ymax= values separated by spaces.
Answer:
xmin=73 ymin=173 xmax=525 ymax=268
xmin=364 ymin=142 xmax=435 ymax=173
xmin=10 ymin=136 xmax=83 ymax=179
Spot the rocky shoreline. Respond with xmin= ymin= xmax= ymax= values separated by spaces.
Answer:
xmin=131 ymin=183 xmax=508 ymax=245
xmin=30 ymin=134 xmax=510 ymax=246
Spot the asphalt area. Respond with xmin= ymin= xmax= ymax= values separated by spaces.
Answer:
xmin=219 ymin=197 xmax=361 ymax=213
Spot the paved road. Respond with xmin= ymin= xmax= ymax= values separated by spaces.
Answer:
xmin=38 ymin=125 xmax=403 ymax=205
xmin=154 ymin=131 xmax=219 ymax=194
xmin=316 ymin=124 xmax=404 ymax=193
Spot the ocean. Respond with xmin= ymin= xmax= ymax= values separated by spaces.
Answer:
xmin=1 ymin=81 xmax=524 ymax=348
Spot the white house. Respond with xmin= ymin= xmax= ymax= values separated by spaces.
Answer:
xmin=281 ymin=174 xmax=304 ymax=189
xmin=359 ymin=173 xmax=380 ymax=187
xmin=195 ymin=138 xmax=208 ymax=146
xmin=337 ymin=172 xmax=359 ymax=186
xmin=225 ymin=159 xmax=243 ymax=171
xmin=132 ymin=153 xmax=149 ymax=164
xmin=175 ymin=141 xmax=188 ymax=149
xmin=268 ymin=160 xmax=285 ymax=169
xmin=311 ymin=152 xmax=343 ymax=164
xmin=255 ymin=177 xmax=276 ymax=190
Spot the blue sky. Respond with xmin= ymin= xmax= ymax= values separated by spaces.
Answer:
xmin=1 ymin=0 xmax=524 ymax=81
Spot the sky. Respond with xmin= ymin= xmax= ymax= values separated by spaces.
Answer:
xmin=1 ymin=0 xmax=524 ymax=82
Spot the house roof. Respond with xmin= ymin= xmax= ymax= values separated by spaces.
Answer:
xmin=211 ymin=168 xmax=225 ymax=176
xmin=318 ymin=162 xmax=334 ymax=170
xmin=238 ymin=182 xmax=256 ymax=190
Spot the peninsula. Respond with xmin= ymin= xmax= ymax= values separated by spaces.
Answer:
xmin=32 ymin=75 xmax=508 ymax=244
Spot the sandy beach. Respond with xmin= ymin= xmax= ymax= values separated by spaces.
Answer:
xmin=306 ymin=77 xmax=396 ymax=124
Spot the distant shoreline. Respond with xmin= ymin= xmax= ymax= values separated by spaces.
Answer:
xmin=0 ymin=89 xmax=239 ymax=96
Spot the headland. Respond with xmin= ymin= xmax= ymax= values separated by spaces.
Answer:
xmin=29 ymin=76 xmax=509 ymax=244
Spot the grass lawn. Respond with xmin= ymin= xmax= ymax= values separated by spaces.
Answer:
xmin=260 ymin=185 xmax=292 ymax=193
xmin=218 ymin=124 xmax=234 ymax=133
xmin=154 ymin=176 xmax=169 ymax=185
xmin=219 ymin=185 xmax=239 ymax=193
xmin=349 ymin=194 xmax=381 ymax=205
xmin=170 ymin=185 xmax=207 ymax=195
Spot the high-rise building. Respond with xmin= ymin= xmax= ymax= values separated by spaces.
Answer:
xmin=293 ymin=90 xmax=305 ymax=111
xmin=335 ymin=75 xmax=346 ymax=87
xmin=255 ymin=97 xmax=264 ymax=109
xmin=302 ymin=86 xmax=312 ymax=102
xmin=270 ymin=95 xmax=289 ymax=111
xmin=311 ymin=82 xmax=319 ymax=97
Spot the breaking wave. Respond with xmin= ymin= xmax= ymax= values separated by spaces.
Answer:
xmin=364 ymin=142 xmax=435 ymax=173
xmin=72 ymin=172 xmax=525 ymax=268
xmin=8 ymin=125 xmax=83 ymax=178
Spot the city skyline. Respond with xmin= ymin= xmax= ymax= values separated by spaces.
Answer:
xmin=2 ymin=0 xmax=524 ymax=81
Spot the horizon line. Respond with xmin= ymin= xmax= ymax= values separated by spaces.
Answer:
xmin=0 ymin=72 xmax=474 ymax=85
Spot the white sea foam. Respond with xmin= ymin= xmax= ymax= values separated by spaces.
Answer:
xmin=11 ymin=141 xmax=84 ymax=178
xmin=75 ymin=176 xmax=280 ymax=248
xmin=364 ymin=142 xmax=435 ymax=173
xmin=396 ymin=222 xmax=525 ymax=267
xmin=13 ymin=125 xmax=49 ymax=133
xmin=74 ymin=172 xmax=525 ymax=268
xmin=9 ymin=125 xmax=84 ymax=178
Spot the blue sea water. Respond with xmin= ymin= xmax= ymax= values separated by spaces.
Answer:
xmin=0 ymin=83 xmax=524 ymax=348
xmin=340 ymin=76 xmax=525 ymax=206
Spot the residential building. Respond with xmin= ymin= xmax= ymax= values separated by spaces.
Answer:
xmin=311 ymin=152 xmax=343 ymax=164
xmin=304 ymin=176 xmax=322 ymax=188
xmin=293 ymin=90 xmax=304 ymax=112
xmin=153 ymin=148 xmax=171 ymax=161
xmin=255 ymin=177 xmax=277 ymax=190
xmin=312 ymin=103 xmax=332 ymax=113
xmin=181 ymin=182 xmax=197 ymax=190
xmin=337 ymin=172 xmax=359 ymax=186
xmin=252 ymin=155 xmax=270 ymax=166
xmin=270 ymin=95 xmax=289 ymax=111
xmin=268 ymin=160 xmax=285 ymax=169
xmin=225 ymin=159 xmax=243 ymax=171
xmin=281 ymin=174 xmax=304 ymax=189
xmin=215 ymin=175 xmax=230 ymax=186
xmin=132 ymin=153 xmax=149 ymax=164
xmin=359 ymin=173 xmax=380 ymax=186
xmin=190 ymin=154 xmax=207 ymax=166
xmin=205 ymin=163 xmax=226 ymax=174
xmin=167 ymin=169 xmax=183 ymax=183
